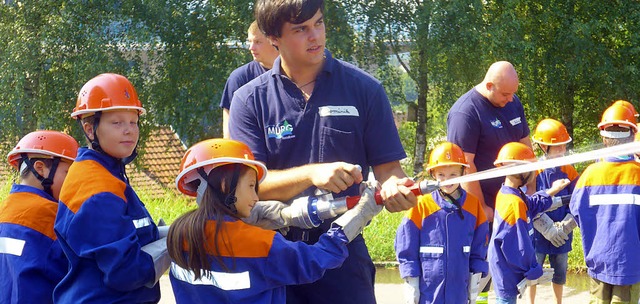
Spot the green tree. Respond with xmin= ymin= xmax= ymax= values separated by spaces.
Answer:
xmin=343 ymin=0 xmax=486 ymax=175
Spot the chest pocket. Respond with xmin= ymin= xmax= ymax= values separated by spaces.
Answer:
xmin=319 ymin=126 xmax=359 ymax=164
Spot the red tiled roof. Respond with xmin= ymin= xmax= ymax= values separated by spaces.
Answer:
xmin=126 ymin=126 xmax=187 ymax=198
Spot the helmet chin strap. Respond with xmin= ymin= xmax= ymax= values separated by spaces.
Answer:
xmin=20 ymin=153 xmax=59 ymax=198
xmin=438 ymin=187 xmax=464 ymax=220
xmin=196 ymin=167 xmax=240 ymax=214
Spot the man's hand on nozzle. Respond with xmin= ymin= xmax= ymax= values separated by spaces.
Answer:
xmin=379 ymin=177 xmax=417 ymax=213
xmin=310 ymin=162 xmax=363 ymax=194
xmin=545 ymin=178 xmax=570 ymax=197
xmin=332 ymin=184 xmax=383 ymax=242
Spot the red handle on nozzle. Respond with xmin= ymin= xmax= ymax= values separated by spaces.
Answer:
xmin=346 ymin=183 xmax=428 ymax=209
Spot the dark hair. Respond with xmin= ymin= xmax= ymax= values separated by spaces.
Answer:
xmin=255 ymin=0 xmax=324 ymax=38
xmin=19 ymin=158 xmax=53 ymax=179
xmin=167 ymin=164 xmax=258 ymax=280
xmin=602 ymin=126 xmax=635 ymax=147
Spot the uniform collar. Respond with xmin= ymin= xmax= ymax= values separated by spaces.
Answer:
xmin=604 ymin=154 xmax=635 ymax=162
xmin=76 ymin=147 xmax=128 ymax=178
xmin=10 ymin=183 xmax=56 ymax=202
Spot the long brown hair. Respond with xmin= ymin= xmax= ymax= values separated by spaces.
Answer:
xmin=167 ymin=164 xmax=257 ymax=280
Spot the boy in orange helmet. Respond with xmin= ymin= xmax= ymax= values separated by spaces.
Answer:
xmin=529 ymin=118 xmax=580 ymax=304
xmin=395 ymin=142 xmax=489 ymax=304
xmin=570 ymin=104 xmax=640 ymax=304
xmin=54 ymin=73 xmax=170 ymax=303
xmin=0 ymin=130 xmax=78 ymax=303
xmin=487 ymin=142 xmax=570 ymax=304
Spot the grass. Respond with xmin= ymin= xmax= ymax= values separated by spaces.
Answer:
xmin=0 ymin=179 xmax=586 ymax=271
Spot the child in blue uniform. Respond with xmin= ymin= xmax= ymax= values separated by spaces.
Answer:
xmin=167 ymin=138 xmax=382 ymax=303
xmin=529 ymin=118 xmax=579 ymax=304
xmin=54 ymin=73 xmax=170 ymax=303
xmin=395 ymin=142 xmax=489 ymax=304
xmin=570 ymin=104 xmax=640 ymax=304
xmin=0 ymin=130 xmax=78 ymax=304
xmin=487 ymin=142 xmax=570 ymax=304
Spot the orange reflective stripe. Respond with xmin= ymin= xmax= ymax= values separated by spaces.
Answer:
xmin=59 ymin=160 xmax=127 ymax=213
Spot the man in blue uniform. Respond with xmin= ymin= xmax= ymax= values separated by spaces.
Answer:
xmin=447 ymin=61 xmax=531 ymax=223
xmin=228 ymin=0 xmax=417 ymax=303
xmin=220 ymin=21 xmax=279 ymax=138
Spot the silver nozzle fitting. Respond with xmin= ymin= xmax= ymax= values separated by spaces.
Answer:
xmin=314 ymin=197 xmax=349 ymax=221
xmin=418 ymin=180 xmax=440 ymax=194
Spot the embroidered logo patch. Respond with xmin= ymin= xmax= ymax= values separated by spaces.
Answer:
xmin=490 ymin=118 xmax=503 ymax=129
xmin=318 ymin=106 xmax=359 ymax=117
xmin=267 ymin=120 xmax=294 ymax=139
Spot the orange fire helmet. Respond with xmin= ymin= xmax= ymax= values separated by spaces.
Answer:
xmin=494 ymin=142 xmax=537 ymax=166
xmin=71 ymin=73 xmax=146 ymax=119
xmin=176 ymin=138 xmax=267 ymax=197
xmin=7 ymin=130 xmax=79 ymax=169
xmin=597 ymin=104 xmax=638 ymax=137
xmin=612 ymin=100 xmax=638 ymax=117
xmin=531 ymin=118 xmax=572 ymax=146
xmin=425 ymin=142 xmax=469 ymax=174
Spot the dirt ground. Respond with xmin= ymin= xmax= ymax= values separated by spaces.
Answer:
xmin=158 ymin=275 xmax=590 ymax=303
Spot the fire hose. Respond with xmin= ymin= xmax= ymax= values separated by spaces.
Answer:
xmin=284 ymin=140 xmax=640 ymax=229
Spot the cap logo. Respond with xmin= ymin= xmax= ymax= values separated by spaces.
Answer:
xmin=445 ymin=152 xmax=451 ymax=160
xmin=124 ymin=89 xmax=130 ymax=99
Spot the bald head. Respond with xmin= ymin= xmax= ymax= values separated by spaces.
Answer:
xmin=477 ymin=61 xmax=519 ymax=108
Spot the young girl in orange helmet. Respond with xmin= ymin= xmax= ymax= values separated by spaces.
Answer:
xmin=0 ymin=130 xmax=78 ymax=304
xmin=53 ymin=73 xmax=170 ymax=303
xmin=167 ymin=138 xmax=382 ymax=303
xmin=395 ymin=142 xmax=489 ymax=304
xmin=487 ymin=142 xmax=569 ymax=303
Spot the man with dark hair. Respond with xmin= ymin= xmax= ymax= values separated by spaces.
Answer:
xmin=229 ymin=0 xmax=417 ymax=303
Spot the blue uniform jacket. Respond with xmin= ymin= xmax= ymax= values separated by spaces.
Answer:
xmin=54 ymin=148 xmax=160 ymax=303
xmin=395 ymin=189 xmax=489 ymax=304
xmin=0 ymin=185 xmax=67 ymax=304
xmin=570 ymin=156 xmax=640 ymax=286
xmin=488 ymin=185 xmax=552 ymax=297
xmin=169 ymin=217 xmax=349 ymax=303
xmin=534 ymin=164 xmax=579 ymax=254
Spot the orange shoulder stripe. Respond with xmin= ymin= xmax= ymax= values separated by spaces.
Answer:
xmin=495 ymin=192 xmax=528 ymax=226
xmin=407 ymin=194 xmax=442 ymax=229
xmin=192 ymin=220 xmax=276 ymax=258
xmin=0 ymin=192 xmax=58 ymax=240
xmin=59 ymin=160 xmax=127 ymax=213
xmin=577 ymin=161 xmax=640 ymax=188
xmin=462 ymin=193 xmax=486 ymax=228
